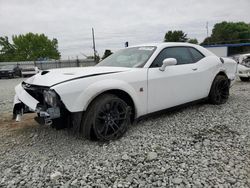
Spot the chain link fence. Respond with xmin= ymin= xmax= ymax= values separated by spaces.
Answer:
xmin=0 ymin=59 xmax=96 ymax=70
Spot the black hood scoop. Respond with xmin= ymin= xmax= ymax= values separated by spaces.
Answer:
xmin=41 ymin=70 xmax=50 ymax=75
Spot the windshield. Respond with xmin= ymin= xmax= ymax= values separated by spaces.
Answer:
xmin=1 ymin=65 xmax=15 ymax=69
xmin=97 ymin=46 xmax=156 ymax=68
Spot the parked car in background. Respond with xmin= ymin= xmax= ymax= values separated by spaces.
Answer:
xmin=0 ymin=65 xmax=22 ymax=79
xmin=238 ymin=53 xmax=250 ymax=81
xmin=21 ymin=66 xmax=40 ymax=77
xmin=13 ymin=43 xmax=237 ymax=141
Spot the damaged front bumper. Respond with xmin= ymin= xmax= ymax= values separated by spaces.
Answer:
xmin=13 ymin=83 xmax=61 ymax=125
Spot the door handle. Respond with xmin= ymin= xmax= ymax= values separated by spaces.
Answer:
xmin=192 ymin=68 xmax=198 ymax=71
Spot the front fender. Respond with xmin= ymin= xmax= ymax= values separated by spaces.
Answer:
xmin=64 ymin=79 xmax=142 ymax=118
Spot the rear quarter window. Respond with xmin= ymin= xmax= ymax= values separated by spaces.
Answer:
xmin=189 ymin=48 xmax=205 ymax=62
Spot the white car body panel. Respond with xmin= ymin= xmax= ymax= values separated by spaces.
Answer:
xmin=238 ymin=64 xmax=250 ymax=78
xmin=52 ymin=68 xmax=147 ymax=117
xmin=221 ymin=57 xmax=238 ymax=84
xmin=148 ymin=56 xmax=216 ymax=113
xmin=25 ymin=67 xmax=131 ymax=87
xmin=14 ymin=43 xmax=237 ymax=119
xmin=15 ymin=83 xmax=39 ymax=110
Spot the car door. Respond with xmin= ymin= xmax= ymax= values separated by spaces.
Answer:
xmin=147 ymin=46 xmax=207 ymax=113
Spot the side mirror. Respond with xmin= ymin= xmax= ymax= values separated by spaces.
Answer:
xmin=159 ymin=58 xmax=177 ymax=71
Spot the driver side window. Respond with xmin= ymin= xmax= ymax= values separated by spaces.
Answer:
xmin=150 ymin=47 xmax=195 ymax=67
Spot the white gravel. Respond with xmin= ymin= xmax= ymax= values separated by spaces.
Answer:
xmin=0 ymin=79 xmax=249 ymax=187
xmin=0 ymin=78 xmax=25 ymax=114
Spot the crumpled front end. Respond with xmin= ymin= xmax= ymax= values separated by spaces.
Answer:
xmin=13 ymin=82 xmax=61 ymax=125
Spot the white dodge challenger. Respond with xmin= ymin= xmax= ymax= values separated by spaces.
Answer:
xmin=13 ymin=43 xmax=237 ymax=141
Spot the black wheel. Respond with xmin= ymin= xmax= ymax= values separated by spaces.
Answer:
xmin=81 ymin=94 xmax=131 ymax=141
xmin=209 ymin=75 xmax=230 ymax=105
xmin=240 ymin=77 xmax=250 ymax=82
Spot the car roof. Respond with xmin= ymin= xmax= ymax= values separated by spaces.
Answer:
xmin=130 ymin=42 xmax=200 ymax=48
xmin=130 ymin=42 xmax=215 ymax=57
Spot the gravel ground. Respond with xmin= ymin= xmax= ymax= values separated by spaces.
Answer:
xmin=0 ymin=78 xmax=25 ymax=115
xmin=0 ymin=79 xmax=249 ymax=187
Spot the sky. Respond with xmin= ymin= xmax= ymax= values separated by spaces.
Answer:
xmin=0 ymin=0 xmax=250 ymax=59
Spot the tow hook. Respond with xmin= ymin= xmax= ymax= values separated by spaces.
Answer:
xmin=45 ymin=118 xmax=52 ymax=126
xmin=15 ymin=108 xmax=23 ymax=122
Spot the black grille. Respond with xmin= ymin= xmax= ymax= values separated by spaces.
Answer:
xmin=22 ymin=82 xmax=49 ymax=103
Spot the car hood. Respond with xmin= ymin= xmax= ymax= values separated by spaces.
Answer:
xmin=24 ymin=66 xmax=132 ymax=87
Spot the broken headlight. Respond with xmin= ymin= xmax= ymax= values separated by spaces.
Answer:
xmin=43 ymin=90 xmax=58 ymax=107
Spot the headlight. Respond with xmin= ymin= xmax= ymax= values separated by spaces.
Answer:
xmin=43 ymin=90 xmax=57 ymax=107
xmin=8 ymin=70 xmax=14 ymax=73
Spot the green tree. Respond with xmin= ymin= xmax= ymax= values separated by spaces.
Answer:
xmin=164 ymin=30 xmax=188 ymax=42
xmin=0 ymin=33 xmax=60 ymax=62
xmin=202 ymin=21 xmax=250 ymax=45
xmin=102 ymin=49 xmax=113 ymax=59
xmin=0 ymin=36 xmax=16 ymax=62
xmin=187 ymin=38 xmax=198 ymax=44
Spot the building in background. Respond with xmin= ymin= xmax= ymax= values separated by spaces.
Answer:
xmin=203 ymin=43 xmax=250 ymax=57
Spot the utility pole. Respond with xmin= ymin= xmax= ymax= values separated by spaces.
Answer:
xmin=206 ymin=22 xmax=209 ymax=38
xmin=206 ymin=22 xmax=209 ymax=44
xmin=76 ymin=55 xmax=79 ymax=67
xmin=92 ymin=28 xmax=97 ymax=62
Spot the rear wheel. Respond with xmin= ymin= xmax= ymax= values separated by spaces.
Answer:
xmin=209 ymin=75 xmax=230 ymax=105
xmin=240 ymin=77 xmax=250 ymax=82
xmin=81 ymin=94 xmax=131 ymax=141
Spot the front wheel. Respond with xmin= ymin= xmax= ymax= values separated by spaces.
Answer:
xmin=81 ymin=94 xmax=131 ymax=141
xmin=240 ymin=77 xmax=250 ymax=82
xmin=209 ymin=75 xmax=230 ymax=105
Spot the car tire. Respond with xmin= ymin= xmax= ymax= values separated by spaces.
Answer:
xmin=209 ymin=75 xmax=230 ymax=105
xmin=240 ymin=77 xmax=250 ymax=82
xmin=81 ymin=94 xmax=131 ymax=141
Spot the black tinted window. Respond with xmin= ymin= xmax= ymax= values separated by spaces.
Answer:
xmin=189 ymin=48 xmax=204 ymax=62
xmin=151 ymin=47 xmax=194 ymax=67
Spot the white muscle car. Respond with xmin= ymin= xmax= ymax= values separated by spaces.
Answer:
xmin=13 ymin=43 xmax=237 ymax=141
